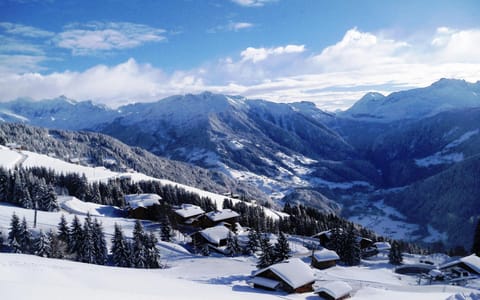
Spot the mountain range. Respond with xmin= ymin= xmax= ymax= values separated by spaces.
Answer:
xmin=1 ymin=78 xmax=479 ymax=248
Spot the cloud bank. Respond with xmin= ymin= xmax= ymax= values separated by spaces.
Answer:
xmin=0 ymin=27 xmax=479 ymax=110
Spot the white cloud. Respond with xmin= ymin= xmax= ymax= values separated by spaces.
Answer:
xmin=56 ymin=22 xmax=166 ymax=55
xmin=231 ymin=0 xmax=276 ymax=7
xmin=240 ymin=44 xmax=305 ymax=62
xmin=1 ymin=27 xmax=480 ymax=111
xmin=208 ymin=21 xmax=254 ymax=33
xmin=0 ymin=22 xmax=54 ymax=38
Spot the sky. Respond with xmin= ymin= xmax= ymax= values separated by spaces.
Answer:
xmin=0 ymin=0 xmax=479 ymax=110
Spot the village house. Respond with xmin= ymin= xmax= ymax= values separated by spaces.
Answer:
xmin=203 ymin=209 xmax=240 ymax=228
xmin=174 ymin=204 xmax=205 ymax=227
xmin=314 ymin=281 xmax=352 ymax=300
xmin=124 ymin=193 xmax=162 ymax=220
xmin=439 ymin=254 xmax=480 ymax=276
xmin=252 ymin=258 xmax=316 ymax=293
xmin=190 ymin=224 xmax=233 ymax=252
xmin=311 ymin=248 xmax=340 ymax=270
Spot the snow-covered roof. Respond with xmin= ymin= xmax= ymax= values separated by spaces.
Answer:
xmin=198 ymin=225 xmax=232 ymax=245
xmin=440 ymin=254 xmax=480 ymax=274
xmin=374 ymin=242 xmax=391 ymax=251
xmin=175 ymin=204 xmax=205 ymax=218
xmin=251 ymin=276 xmax=280 ymax=289
xmin=313 ymin=248 xmax=340 ymax=262
xmin=314 ymin=281 xmax=352 ymax=299
xmin=206 ymin=209 xmax=240 ymax=222
xmin=124 ymin=193 xmax=161 ymax=209
xmin=254 ymin=258 xmax=315 ymax=289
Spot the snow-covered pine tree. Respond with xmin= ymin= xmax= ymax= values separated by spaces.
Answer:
xmin=13 ymin=171 xmax=32 ymax=209
xmin=11 ymin=237 xmax=21 ymax=253
xmin=80 ymin=214 xmax=95 ymax=264
xmin=145 ymin=232 xmax=160 ymax=268
xmin=47 ymin=230 xmax=64 ymax=259
xmin=257 ymin=234 xmax=275 ymax=269
xmin=160 ymin=216 xmax=173 ymax=242
xmin=246 ymin=229 xmax=260 ymax=254
xmin=0 ymin=167 xmax=10 ymax=201
xmin=69 ymin=215 xmax=83 ymax=259
xmin=111 ymin=223 xmax=131 ymax=267
xmin=273 ymin=231 xmax=291 ymax=263
xmin=342 ymin=226 xmax=361 ymax=266
xmin=389 ymin=241 xmax=403 ymax=265
xmin=19 ymin=217 xmax=31 ymax=253
xmin=8 ymin=213 xmax=21 ymax=248
xmin=132 ymin=220 xmax=147 ymax=268
xmin=41 ymin=183 xmax=59 ymax=212
xmin=34 ymin=230 xmax=51 ymax=257
xmin=225 ymin=231 xmax=241 ymax=257
xmin=57 ymin=214 xmax=69 ymax=243
xmin=92 ymin=218 xmax=108 ymax=265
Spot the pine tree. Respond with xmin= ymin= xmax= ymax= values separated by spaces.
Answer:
xmin=343 ymin=227 xmax=361 ymax=266
xmin=132 ymin=220 xmax=147 ymax=268
xmin=42 ymin=184 xmax=59 ymax=212
xmin=246 ymin=229 xmax=260 ymax=254
xmin=472 ymin=219 xmax=480 ymax=256
xmin=257 ymin=234 xmax=275 ymax=268
xmin=47 ymin=230 xmax=64 ymax=259
xmin=111 ymin=224 xmax=131 ymax=267
xmin=273 ymin=232 xmax=291 ymax=263
xmin=69 ymin=215 xmax=83 ymax=259
xmin=18 ymin=217 xmax=31 ymax=253
xmin=160 ymin=217 xmax=173 ymax=242
xmin=11 ymin=237 xmax=22 ymax=253
xmin=226 ymin=231 xmax=241 ymax=257
xmin=92 ymin=218 xmax=108 ymax=265
xmin=57 ymin=214 xmax=69 ymax=243
xmin=145 ymin=232 xmax=160 ymax=268
xmin=34 ymin=230 xmax=51 ymax=257
xmin=80 ymin=214 xmax=95 ymax=264
xmin=389 ymin=241 xmax=403 ymax=265
xmin=8 ymin=213 xmax=21 ymax=248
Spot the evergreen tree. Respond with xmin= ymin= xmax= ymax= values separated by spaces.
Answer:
xmin=389 ymin=241 xmax=403 ymax=265
xmin=57 ymin=214 xmax=69 ymax=243
xmin=257 ymin=234 xmax=275 ymax=268
xmin=472 ymin=219 xmax=480 ymax=256
xmin=92 ymin=218 xmax=108 ymax=265
xmin=8 ymin=213 xmax=21 ymax=248
xmin=42 ymin=183 xmax=59 ymax=212
xmin=343 ymin=227 xmax=361 ymax=266
xmin=47 ymin=230 xmax=64 ymax=259
xmin=225 ymin=231 xmax=241 ymax=257
xmin=11 ymin=237 xmax=21 ymax=253
xmin=69 ymin=215 xmax=83 ymax=259
xmin=80 ymin=214 xmax=95 ymax=264
xmin=18 ymin=217 xmax=31 ymax=253
xmin=145 ymin=232 xmax=160 ymax=268
xmin=246 ymin=229 xmax=260 ymax=254
xmin=160 ymin=217 xmax=173 ymax=242
xmin=132 ymin=220 xmax=147 ymax=268
xmin=111 ymin=224 xmax=131 ymax=267
xmin=273 ymin=232 xmax=291 ymax=263
xmin=34 ymin=230 xmax=51 ymax=257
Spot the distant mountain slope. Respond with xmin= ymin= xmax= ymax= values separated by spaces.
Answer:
xmin=341 ymin=79 xmax=480 ymax=122
xmin=385 ymin=155 xmax=480 ymax=248
xmin=0 ymin=122 xmax=264 ymax=200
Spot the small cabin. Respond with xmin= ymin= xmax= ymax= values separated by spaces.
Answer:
xmin=203 ymin=209 xmax=240 ymax=228
xmin=252 ymin=258 xmax=315 ymax=294
xmin=124 ymin=193 xmax=162 ymax=220
xmin=174 ymin=204 xmax=205 ymax=227
xmin=312 ymin=248 xmax=340 ymax=270
xmin=439 ymin=254 xmax=480 ymax=275
xmin=314 ymin=281 xmax=352 ymax=300
xmin=191 ymin=225 xmax=233 ymax=250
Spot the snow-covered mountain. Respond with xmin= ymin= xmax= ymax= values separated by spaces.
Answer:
xmin=341 ymin=79 xmax=480 ymax=121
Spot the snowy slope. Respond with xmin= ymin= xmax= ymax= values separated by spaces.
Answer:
xmin=0 ymin=145 xmax=286 ymax=220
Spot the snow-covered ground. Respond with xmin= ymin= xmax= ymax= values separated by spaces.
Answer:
xmin=0 ymin=199 xmax=478 ymax=300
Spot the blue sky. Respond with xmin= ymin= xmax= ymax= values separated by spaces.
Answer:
xmin=0 ymin=0 xmax=479 ymax=109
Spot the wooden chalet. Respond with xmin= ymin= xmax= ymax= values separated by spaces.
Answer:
xmin=191 ymin=225 xmax=233 ymax=250
xmin=439 ymin=254 xmax=480 ymax=275
xmin=314 ymin=281 xmax=352 ymax=300
xmin=252 ymin=258 xmax=315 ymax=294
xmin=174 ymin=204 xmax=205 ymax=227
xmin=311 ymin=248 xmax=340 ymax=270
xmin=124 ymin=193 xmax=161 ymax=220
xmin=203 ymin=209 xmax=240 ymax=228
